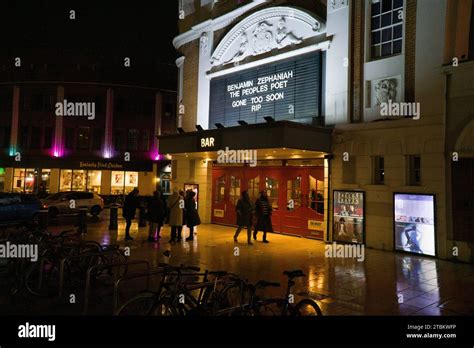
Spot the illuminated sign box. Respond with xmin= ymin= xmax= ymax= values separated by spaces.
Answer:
xmin=333 ymin=190 xmax=365 ymax=245
xmin=394 ymin=193 xmax=436 ymax=257
xmin=209 ymin=51 xmax=323 ymax=128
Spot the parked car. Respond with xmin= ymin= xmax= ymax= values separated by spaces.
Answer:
xmin=41 ymin=191 xmax=104 ymax=218
xmin=0 ymin=193 xmax=42 ymax=225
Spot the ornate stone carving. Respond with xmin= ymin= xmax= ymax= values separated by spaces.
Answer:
xmin=210 ymin=7 xmax=326 ymax=66
xmin=374 ymin=79 xmax=398 ymax=106
xmin=276 ymin=17 xmax=302 ymax=48
xmin=328 ymin=0 xmax=348 ymax=13
xmin=200 ymin=32 xmax=209 ymax=53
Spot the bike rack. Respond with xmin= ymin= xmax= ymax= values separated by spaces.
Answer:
xmin=58 ymin=249 xmax=125 ymax=298
xmin=113 ymin=268 xmax=167 ymax=311
xmin=83 ymin=259 xmax=150 ymax=315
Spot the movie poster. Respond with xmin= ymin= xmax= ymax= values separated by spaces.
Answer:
xmin=333 ymin=191 xmax=365 ymax=244
xmin=394 ymin=193 xmax=436 ymax=256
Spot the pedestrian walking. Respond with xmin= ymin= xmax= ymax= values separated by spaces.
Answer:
xmin=167 ymin=188 xmax=184 ymax=243
xmin=147 ymin=191 xmax=165 ymax=242
xmin=253 ymin=190 xmax=273 ymax=243
xmin=184 ymin=190 xmax=201 ymax=241
xmin=234 ymin=191 xmax=254 ymax=245
xmin=122 ymin=188 xmax=140 ymax=241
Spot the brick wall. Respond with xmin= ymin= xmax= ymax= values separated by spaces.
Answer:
xmin=180 ymin=40 xmax=199 ymax=131
xmin=351 ymin=0 xmax=365 ymax=122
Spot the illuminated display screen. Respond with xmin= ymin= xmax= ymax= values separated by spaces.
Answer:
xmin=394 ymin=193 xmax=436 ymax=257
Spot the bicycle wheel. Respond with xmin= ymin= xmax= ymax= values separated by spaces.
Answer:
xmin=152 ymin=294 xmax=181 ymax=316
xmin=115 ymin=292 xmax=157 ymax=315
xmin=24 ymin=259 xmax=59 ymax=297
xmin=291 ymin=299 xmax=323 ymax=316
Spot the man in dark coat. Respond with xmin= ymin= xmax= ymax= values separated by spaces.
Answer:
xmin=253 ymin=190 xmax=273 ymax=243
xmin=184 ymin=190 xmax=200 ymax=241
xmin=147 ymin=191 xmax=165 ymax=242
xmin=234 ymin=191 xmax=253 ymax=245
xmin=122 ymin=188 xmax=139 ymax=241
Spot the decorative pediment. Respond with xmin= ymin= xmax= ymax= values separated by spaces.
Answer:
xmin=210 ymin=7 xmax=326 ymax=67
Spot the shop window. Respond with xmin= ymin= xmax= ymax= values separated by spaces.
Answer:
xmin=265 ymin=177 xmax=279 ymax=210
xmin=44 ymin=127 xmax=53 ymax=149
xmin=230 ymin=176 xmax=241 ymax=206
xmin=71 ymin=170 xmax=86 ymax=191
xmin=30 ymin=126 xmax=41 ymax=149
xmin=65 ymin=128 xmax=74 ymax=149
xmin=407 ymin=155 xmax=421 ymax=186
xmin=40 ymin=169 xmax=51 ymax=195
xmin=370 ymin=0 xmax=404 ymax=60
xmin=87 ymin=170 xmax=102 ymax=193
xmin=373 ymin=156 xmax=385 ymax=184
xmin=309 ymin=175 xmax=324 ymax=215
xmin=92 ymin=128 xmax=103 ymax=151
xmin=59 ymin=170 xmax=73 ymax=191
xmin=0 ymin=168 xmax=5 ymax=192
xmin=77 ymin=127 xmax=91 ymax=150
xmin=141 ymin=130 xmax=150 ymax=151
xmin=215 ymin=175 xmax=225 ymax=203
xmin=248 ymin=176 xmax=260 ymax=203
xmin=13 ymin=168 xmax=36 ymax=193
xmin=111 ymin=171 xmax=139 ymax=195
xmin=286 ymin=177 xmax=302 ymax=211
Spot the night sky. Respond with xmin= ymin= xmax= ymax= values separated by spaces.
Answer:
xmin=0 ymin=0 xmax=179 ymax=83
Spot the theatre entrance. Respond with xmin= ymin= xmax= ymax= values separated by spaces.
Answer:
xmin=211 ymin=165 xmax=325 ymax=239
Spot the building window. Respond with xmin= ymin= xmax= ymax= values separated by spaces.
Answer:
xmin=60 ymin=169 xmax=101 ymax=193
xmin=141 ymin=130 xmax=150 ymax=151
xmin=111 ymin=171 xmax=138 ymax=195
xmin=265 ymin=176 xmax=279 ymax=210
xmin=407 ymin=155 xmax=421 ymax=186
xmin=65 ymin=128 xmax=74 ymax=149
xmin=77 ymin=127 xmax=91 ymax=150
xmin=86 ymin=170 xmax=102 ymax=193
xmin=127 ymin=129 xmax=139 ymax=151
xmin=373 ymin=156 xmax=385 ymax=184
xmin=309 ymin=175 xmax=324 ymax=215
xmin=286 ymin=177 xmax=302 ymax=211
xmin=92 ymin=128 xmax=103 ymax=151
xmin=114 ymin=129 xmax=126 ymax=151
xmin=30 ymin=126 xmax=41 ymax=149
xmin=44 ymin=127 xmax=53 ymax=149
xmin=370 ymin=0 xmax=404 ymax=59
xmin=0 ymin=127 xmax=10 ymax=148
xmin=19 ymin=126 xmax=29 ymax=150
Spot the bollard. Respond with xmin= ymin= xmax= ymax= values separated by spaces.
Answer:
xmin=37 ymin=209 xmax=49 ymax=231
xmin=76 ymin=208 xmax=88 ymax=234
xmin=109 ymin=204 xmax=119 ymax=231
xmin=138 ymin=204 xmax=147 ymax=227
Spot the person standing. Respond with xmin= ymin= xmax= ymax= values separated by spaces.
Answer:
xmin=147 ymin=191 xmax=165 ymax=242
xmin=253 ymin=190 xmax=272 ymax=243
xmin=234 ymin=191 xmax=253 ymax=245
xmin=122 ymin=188 xmax=139 ymax=241
xmin=167 ymin=188 xmax=184 ymax=243
xmin=184 ymin=190 xmax=201 ymax=241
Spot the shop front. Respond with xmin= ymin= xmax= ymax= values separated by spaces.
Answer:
xmin=1 ymin=158 xmax=161 ymax=197
xmin=158 ymin=121 xmax=332 ymax=240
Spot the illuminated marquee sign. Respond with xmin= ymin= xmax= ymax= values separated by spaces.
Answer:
xmin=209 ymin=51 xmax=323 ymax=128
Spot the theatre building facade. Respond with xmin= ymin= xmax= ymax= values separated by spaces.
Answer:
xmin=162 ymin=0 xmax=474 ymax=262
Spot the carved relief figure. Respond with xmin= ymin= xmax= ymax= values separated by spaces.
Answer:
xmin=275 ymin=17 xmax=302 ymax=48
xmin=375 ymin=79 xmax=397 ymax=106
xmin=252 ymin=21 xmax=273 ymax=55
xmin=200 ymin=32 xmax=208 ymax=53
xmin=224 ymin=33 xmax=249 ymax=64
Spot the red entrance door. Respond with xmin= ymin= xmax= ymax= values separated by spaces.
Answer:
xmin=211 ymin=166 xmax=325 ymax=239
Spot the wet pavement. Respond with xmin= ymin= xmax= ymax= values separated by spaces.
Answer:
xmin=48 ymin=210 xmax=474 ymax=316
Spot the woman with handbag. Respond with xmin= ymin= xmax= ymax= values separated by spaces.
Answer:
xmin=167 ymin=188 xmax=184 ymax=243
